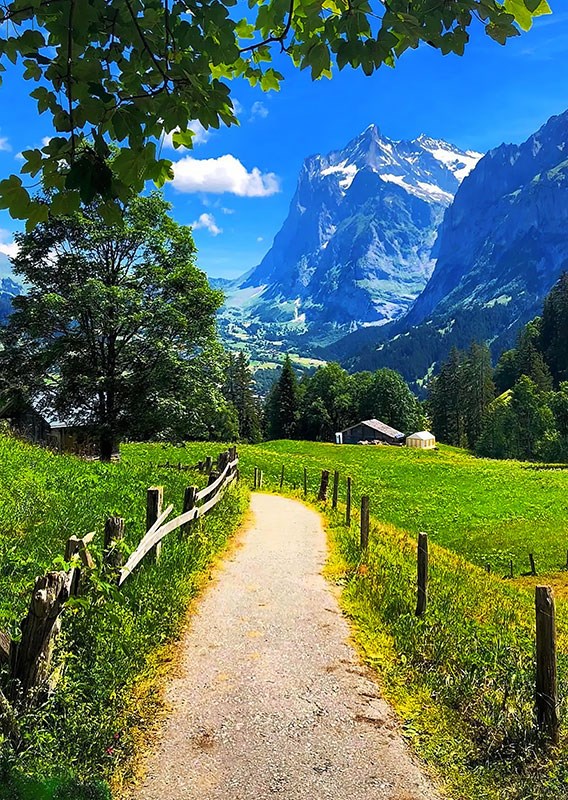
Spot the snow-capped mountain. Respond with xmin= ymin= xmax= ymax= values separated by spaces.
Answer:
xmin=219 ymin=125 xmax=481 ymax=354
xmin=325 ymin=109 xmax=568 ymax=391
xmin=0 ymin=276 xmax=20 ymax=324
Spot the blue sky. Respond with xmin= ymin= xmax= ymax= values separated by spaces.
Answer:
xmin=0 ymin=9 xmax=567 ymax=280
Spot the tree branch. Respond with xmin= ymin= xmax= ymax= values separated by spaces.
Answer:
xmin=240 ymin=0 xmax=296 ymax=54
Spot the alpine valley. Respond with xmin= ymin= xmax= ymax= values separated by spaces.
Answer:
xmin=219 ymin=109 xmax=568 ymax=393
xmin=217 ymin=124 xmax=482 ymax=362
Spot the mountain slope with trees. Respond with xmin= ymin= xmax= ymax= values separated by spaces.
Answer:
xmin=429 ymin=274 xmax=568 ymax=463
xmin=324 ymin=108 xmax=568 ymax=391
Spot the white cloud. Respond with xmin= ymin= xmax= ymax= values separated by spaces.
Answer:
xmin=232 ymin=98 xmax=244 ymax=116
xmin=0 ymin=229 xmax=18 ymax=259
xmin=41 ymin=136 xmax=52 ymax=147
xmin=172 ymin=154 xmax=279 ymax=197
xmin=221 ymin=207 xmax=235 ymax=215
xmin=250 ymin=101 xmax=269 ymax=120
xmin=191 ymin=213 xmax=222 ymax=236
xmin=0 ymin=136 xmax=11 ymax=152
xmin=257 ymin=236 xmax=264 ymax=242
xmin=163 ymin=123 xmax=210 ymax=149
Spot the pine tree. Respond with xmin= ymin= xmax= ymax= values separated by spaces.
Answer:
xmin=540 ymin=273 xmax=568 ymax=386
xmin=429 ymin=348 xmax=467 ymax=446
xmin=265 ymin=355 xmax=300 ymax=439
xmin=224 ymin=352 xmax=262 ymax=443
xmin=463 ymin=342 xmax=495 ymax=447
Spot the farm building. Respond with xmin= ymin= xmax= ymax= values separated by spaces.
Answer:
xmin=406 ymin=431 xmax=436 ymax=449
xmin=336 ymin=419 xmax=405 ymax=446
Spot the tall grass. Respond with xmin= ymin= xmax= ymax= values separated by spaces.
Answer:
xmin=0 ymin=435 xmax=247 ymax=797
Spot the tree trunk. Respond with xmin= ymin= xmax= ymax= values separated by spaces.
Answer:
xmin=99 ymin=429 xmax=115 ymax=462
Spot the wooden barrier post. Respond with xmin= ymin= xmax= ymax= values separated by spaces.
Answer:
xmin=9 ymin=571 xmax=68 ymax=701
xmin=346 ymin=477 xmax=352 ymax=526
xmin=303 ymin=467 xmax=308 ymax=497
xmin=258 ymin=470 xmax=263 ymax=489
xmin=208 ymin=469 xmax=220 ymax=487
xmin=360 ymin=495 xmax=369 ymax=549
xmin=509 ymin=559 xmax=514 ymax=579
xmin=182 ymin=486 xmax=198 ymax=536
xmin=332 ymin=470 xmax=339 ymax=509
xmin=254 ymin=467 xmax=258 ymax=490
xmin=530 ymin=553 xmax=537 ymax=576
xmin=415 ymin=532 xmax=428 ymax=617
xmin=280 ymin=465 xmax=285 ymax=490
xmin=103 ymin=517 xmax=125 ymax=574
xmin=204 ymin=456 xmax=213 ymax=475
xmin=147 ymin=487 xmax=163 ymax=563
xmin=535 ymin=585 xmax=559 ymax=744
xmin=318 ymin=470 xmax=330 ymax=502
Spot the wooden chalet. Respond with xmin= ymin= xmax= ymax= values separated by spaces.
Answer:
xmin=336 ymin=419 xmax=405 ymax=446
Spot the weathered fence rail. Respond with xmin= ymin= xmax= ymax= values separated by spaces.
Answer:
xmin=1 ymin=446 xmax=239 ymax=711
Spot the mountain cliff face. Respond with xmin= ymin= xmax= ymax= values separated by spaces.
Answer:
xmin=0 ymin=277 xmax=20 ymax=324
xmin=219 ymin=126 xmax=481 ymax=353
xmin=329 ymin=110 xmax=568 ymax=389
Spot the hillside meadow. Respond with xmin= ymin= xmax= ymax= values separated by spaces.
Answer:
xmin=131 ymin=439 xmax=568 ymax=799
xmin=3 ymin=435 xmax=568 ymax=798
xmin=0 ymin=435 xmax=247 ymax=798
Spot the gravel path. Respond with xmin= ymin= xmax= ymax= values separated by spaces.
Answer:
xmin=135 ymin=493 xmax=439 ymax=800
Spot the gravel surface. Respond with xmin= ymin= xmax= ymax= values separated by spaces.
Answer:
xmin=134 ymin=493 xmax=440 ymax=800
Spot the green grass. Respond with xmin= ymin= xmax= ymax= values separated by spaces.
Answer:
xmin=0 ymin=435 xmax=247 ymax=798
xmin=5 ymin=436 xmax=568 ymax=798
xmin=236 ymin=440 xmax=568 ymax=576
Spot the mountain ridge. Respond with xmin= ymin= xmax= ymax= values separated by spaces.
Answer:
xmin=218 ymin=124 xmax=481 ymax=358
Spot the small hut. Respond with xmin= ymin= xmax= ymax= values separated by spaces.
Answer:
xmin=336 ymin=419 xmax=405 ymax=446
xmin=406 ymin=431 xmax=436 ymax=449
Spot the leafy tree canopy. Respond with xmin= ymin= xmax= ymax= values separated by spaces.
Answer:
xmin=0 ymin=191 xmax=224 ymax=459
xmin=0 ymin=0 xmax=552 ymax=225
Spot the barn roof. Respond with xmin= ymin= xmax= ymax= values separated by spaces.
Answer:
xmin=342 ymin=419 xmax=405 ymax=439
xmin=407 ymin=431 xmax=435 ymax=440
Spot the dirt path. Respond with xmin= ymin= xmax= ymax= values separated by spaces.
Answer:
xmin=135 ymin=493 xmax=439 ymax=800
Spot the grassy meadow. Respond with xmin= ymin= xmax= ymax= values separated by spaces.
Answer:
xmin=3 ymin=435 xmax=568 ymax=798
xmin=142 ymin=438 xmax=568 ymax=799
xmin=0 ymin=435 xmax=248 ymax=799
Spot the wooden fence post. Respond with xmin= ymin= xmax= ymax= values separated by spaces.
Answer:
xmin=103 ymin=517 xmax=125 ymax=573
xmin=303 ymin=467 xmax=308 ymax=497
xmin=204 ymin=456 xmax=213 ymax=475
xmin=318 ymin=470 xmax=330 ymax=502
xmin=9 ymin=571 xmax=68 ymax=701
xmin=332 ymin=470 xmax=339 ymax=509
xmin=183 ymin=486 xmax=198 ymax=536
xmin=535 ymin=585 xmax=559 ymax=744
xmin=258 ymin=470 xmax=263 ymax=489
xmin=529 ymin=553 xmax=537 ymax=576
xmin=208 ymin=469 xmax=220 ymax=487
xmin=147 ymin=487 xmax=163 ymax=563
xmin=346 ymin=476 xmax=352 ymax=527
xmin=280 ymin=465 xmax=285 ymax=490
xmin=360 ymin=495 xmax=369 ymax=549
xmin=64 ymin=535 xmax=80 ymax=595
xmin=254 ymin=467 xmax=258 ymax=490
xmin=415 ymin=532 xmax=428 ymax=617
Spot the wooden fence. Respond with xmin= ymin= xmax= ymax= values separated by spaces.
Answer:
xmin=252 ymin=462 xmax=561 ymax=745
xmin=0 ymin=447 xmax=239 ymax=716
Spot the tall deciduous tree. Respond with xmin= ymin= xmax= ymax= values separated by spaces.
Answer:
xmin=356 ymin=368 xmax=424 ymax=433
xmin=299 ymin=362 xmax=352 ymax=440
xmin=0 ymin=192 xmax=223 ymax=459
xmin=0 ymin=0 xmax=551 ymax=225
